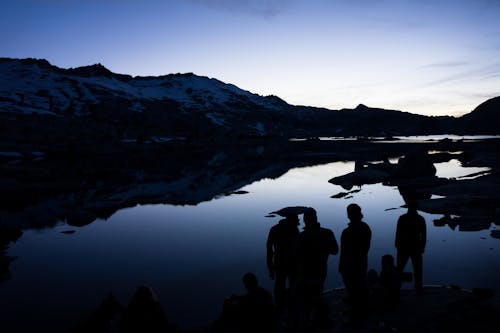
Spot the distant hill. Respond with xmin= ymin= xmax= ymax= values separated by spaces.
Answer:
xmin=460 ymin=96 xmax=500 ymax=134
xmin=0 ymin=57 xmax=496 ymax=143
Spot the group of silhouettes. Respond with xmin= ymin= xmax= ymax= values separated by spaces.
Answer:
xmin=76 ymin=202 xmax=426 ymax=333
xmin=215 ymin=202 xmax=426 ymax=332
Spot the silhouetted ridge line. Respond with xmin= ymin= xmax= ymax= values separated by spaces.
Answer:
xmin=1 ymin=57 xmax=499 ymax=135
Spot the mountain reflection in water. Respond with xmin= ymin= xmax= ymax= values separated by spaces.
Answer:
xmin=1 ymin=159 xmax=499 ymax=331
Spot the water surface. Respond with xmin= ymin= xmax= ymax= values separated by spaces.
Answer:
xmin=1 ymin=160 xmax=499 ymax=331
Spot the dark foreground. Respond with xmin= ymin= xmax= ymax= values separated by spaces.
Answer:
xmin=72 ymin=284 xmax=500 ymax=333
xmin=321 ymin=286 xmax=500 ymax=333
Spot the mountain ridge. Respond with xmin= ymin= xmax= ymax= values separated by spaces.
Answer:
xmin=0 ymin=57 xmax=498 ymax=141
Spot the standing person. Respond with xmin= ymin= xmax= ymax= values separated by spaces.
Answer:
xmin=395 ymin=201 xmax=426 ymax=295
xmin=266 ymin=214 xmax=300 ymax=313
xmin=339 ymin=203 xmax=371 ymax=327
xmin=296 ymin=208 xmax=338 ymax=324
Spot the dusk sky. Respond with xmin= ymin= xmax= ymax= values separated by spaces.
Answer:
xmin=1 ymin=0 xmax=499 ymax=116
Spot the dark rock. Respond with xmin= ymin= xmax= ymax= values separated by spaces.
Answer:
xmin=396 ymin=149 xmax=436 ymax=178
xmin=61 ymin=230 xmax=76 ymax=234
xmin=490 ymin=230 xmax=500 ymax=239
xmin=226 ymin=190 xmax=249 ymax=196
xmin=329 ymin=168 xmax=391 ymax=189
xmin=434 ymin=215 xmax=450 ymax=227
xmin=0 ymin=226 xmax=23 ymax=245
xmin=66 ymin=211 xmax=97 ymax=227
xmin=0 ymin=226 xmax=23 ymax=283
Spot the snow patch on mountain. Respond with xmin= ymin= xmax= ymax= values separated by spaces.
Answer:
xmin=0 ymin=59 xmax=283 ymax=117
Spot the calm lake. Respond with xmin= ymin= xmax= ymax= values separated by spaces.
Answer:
xmin=1 ymin=157 xmax=499 ymax=331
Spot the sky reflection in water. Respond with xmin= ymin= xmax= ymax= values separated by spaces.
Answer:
xmin=2 ymin=160 xmax=499 ymax=330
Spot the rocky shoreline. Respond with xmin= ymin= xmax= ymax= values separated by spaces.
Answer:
xmin=328 ymin=138 xmax=500 ymax=234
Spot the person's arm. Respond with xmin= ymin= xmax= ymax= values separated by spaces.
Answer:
xmin=364 ymin=226 xmax=372 ymax=254
xmin=266 ymin=230 xmax=275 ymax=278
xmin=329 ymin=230 xmax=339 ymax=255
xmin=419 ymin=216 xmax=427 ymax=253
xmin=338 ymin=230 xmax=345 ymax=272
xmin=395 ymin=217 xmax=402 ymax=249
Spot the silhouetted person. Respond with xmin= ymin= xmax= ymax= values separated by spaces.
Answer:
xmin=74 ymin=293 xmax=123 ymax=333
xmin=266 ymin=214 xmax=299 ymax=312
xmin=380 ymin=254 xmax=400 ymax=309
xmin=339 ymin=203 xmax=371 ymax=326
xmin=296 ymin=208 xmax=338 ymax=324
xmin=395 ymin=201 xmax=426 ymax=295
xmin=121 ymin=286 xmax=171 ymax=333
xmin=214 ymin=273 xmax=274 ymax=333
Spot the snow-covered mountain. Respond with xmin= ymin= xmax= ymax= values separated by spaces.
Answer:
xmin=0 ymin=58 xmax=289 ymax=113
xmin=0 ymin=58 xmax=296 ymax=137
xmin=0 ymin=58 xmax=496 ymax=140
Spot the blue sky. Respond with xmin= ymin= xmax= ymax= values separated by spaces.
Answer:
xmin=1 ymin=0 xmax=499 ymax=116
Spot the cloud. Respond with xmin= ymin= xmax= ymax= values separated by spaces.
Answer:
xmin=423 ymin=62 xmax=500 ymax=87
xmin=184 ymin=0 xmax=294 ymax=18
xmin=421 ymin=61 xmax=469 ymax=69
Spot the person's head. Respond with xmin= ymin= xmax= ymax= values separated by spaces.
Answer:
xmin=242 ymin=272 xmax=258 ymax=292
xmin=382 ymin=254 xmax=394 ymax=270
xmin=285 ymin=213 xmax=299 ymax=225
xmin=303 ymin=207 xmax=318 ymax=227
xmin=129 ymin=286 xmax=157 ymax=308
xmin=347 ymin=203 xmax=363 ymax=222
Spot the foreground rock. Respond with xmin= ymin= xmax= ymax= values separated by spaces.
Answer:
xmin=321 ymin=286 xmax=500 ymax=333
xmin=0 ymin=226 xmax=23 ymax=282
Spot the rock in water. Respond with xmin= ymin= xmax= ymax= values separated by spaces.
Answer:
xmin=396 ymin=149 xmax=436 ymax=178
xmin=490 ymin=230 xmax=500 ymax=239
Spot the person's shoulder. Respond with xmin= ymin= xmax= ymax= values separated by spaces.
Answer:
xmin=416 ymin=214 xmax=426 ymax=226
xmin=398 ymin=213 xmax=410 ymax=222
xmin=340 ymin=224 xmax=350 ymax=235
xmin=320 ymin=226 xmax=334 ymax=234
xmin=361 ymin=221 xmax=371 ymax=233
xmin=257 ymin=287 xmax=273 ymax=300
xmin=270 ymin=223 xmax=283 ymax=232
